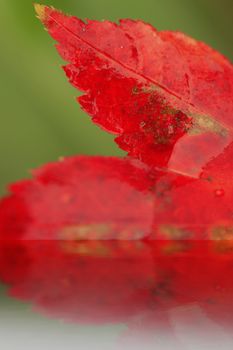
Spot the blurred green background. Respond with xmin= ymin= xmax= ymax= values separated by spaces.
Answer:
xmin=0 ymin=0 xmax=232 ymax=195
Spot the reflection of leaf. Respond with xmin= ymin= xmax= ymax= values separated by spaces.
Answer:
xmin=2 ymin=239 xmax=233 ymax=327
xmin=35 ymin=4 xmax=233 ymax=177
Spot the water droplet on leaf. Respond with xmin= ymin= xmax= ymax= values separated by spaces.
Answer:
xmin=214 ymin=189 xmax=225 ymax=197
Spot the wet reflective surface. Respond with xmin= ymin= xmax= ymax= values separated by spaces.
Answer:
xmin=1 ymin=240 xmax=233 ymax=349
xmin=1 ymin=239 xmax=233 ymax=324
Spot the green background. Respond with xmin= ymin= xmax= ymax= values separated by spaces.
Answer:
xmin=0 ymin=0 xmax=232 ymax=195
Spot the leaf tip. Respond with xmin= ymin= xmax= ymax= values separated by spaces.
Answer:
xmin=34 ymin=3 xmax=47 ymax=22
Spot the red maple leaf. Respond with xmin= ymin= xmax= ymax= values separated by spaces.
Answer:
xmin=35 ymin=4 xmax=233 ymax=178
xmin=0 ymin=4 xmax=232 ymax=335
xmin=0 ymin=156 xmax=156 ymax=323
xmin=0 ymin=155 xmax=233 ymax=325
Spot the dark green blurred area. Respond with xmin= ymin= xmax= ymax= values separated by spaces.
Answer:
xmin=0 ymin=0 xmax=232 ymax=195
